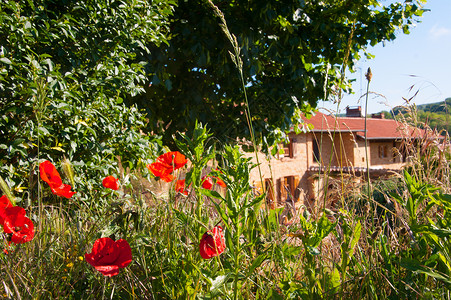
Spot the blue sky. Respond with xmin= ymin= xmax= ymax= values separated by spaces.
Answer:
xmin=319 ymin=0 xmax=451 ymax=114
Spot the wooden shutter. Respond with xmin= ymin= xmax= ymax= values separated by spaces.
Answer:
xmin=286 ymin=176 xmax=294 ymax=195
xmin=279 ymin=177 xmax=288 ymax=203
xmin=278 ymin=179 xmax=287 ymax=204
xmin=282 ymin=140 xmax=294 ymax=158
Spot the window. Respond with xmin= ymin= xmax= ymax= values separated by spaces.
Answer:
xmin=278 ymin=175 xmax=300 ymax=203
xmin=312 ymin=139 xmax=320 ymax=163
xmin=378 ymin=145 xmax=387 ymax=158
xmin=284 ymin=141 xmax=293 ymax=158
xmin=278 ymin=140 xmax=293 ymax=159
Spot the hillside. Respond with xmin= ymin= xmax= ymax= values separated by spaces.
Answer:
xmin=380 ymin=97 xmax=451 ymax=135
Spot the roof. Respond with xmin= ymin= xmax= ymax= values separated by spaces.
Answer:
xmin=302 ymin=113 xmax=365 ymax=133
xmin=301 ymin=112 xmax=427 ymax=140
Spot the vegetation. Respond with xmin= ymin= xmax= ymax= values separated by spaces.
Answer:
xmin=3 ymin=0 xmax=451 ymax=299
xmin=389 ymin=98 xmax=451 ymax=135
xmin=0 ymin=0 xmax=174 ymax=190
xmin=1 ymin=122 xmax=451 ymax=299
xmin=136 ymin=0 xmax=427 ymax=148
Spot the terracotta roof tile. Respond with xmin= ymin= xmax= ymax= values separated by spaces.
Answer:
xmin=301 ymin=112 xmax=426 ymax=140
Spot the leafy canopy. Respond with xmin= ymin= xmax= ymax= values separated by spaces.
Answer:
xmin=0 ymin=0 xmax=174 ymax=192
xmin=132 ymin=0 xmax=427 ymax=150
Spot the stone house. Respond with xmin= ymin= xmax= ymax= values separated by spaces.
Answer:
xmin=247 ymin=106 xmax=426 ymax=208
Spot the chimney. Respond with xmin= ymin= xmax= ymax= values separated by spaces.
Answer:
xmin=371 ymin=113 xmax=385 ymax=119
xmin=346 ymin=106 xmax=362 ymax=118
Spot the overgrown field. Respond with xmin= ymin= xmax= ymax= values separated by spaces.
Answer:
xmin=1 ymin=121 xmax=451 ymax=299
xmin=1 ymin=0 xmax=448 ymax=298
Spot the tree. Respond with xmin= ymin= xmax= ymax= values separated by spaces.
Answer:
xmin=132 ymin=0 xmax=427 ymax=150
xmin=0 ymin=0 xmax=174 ymax=191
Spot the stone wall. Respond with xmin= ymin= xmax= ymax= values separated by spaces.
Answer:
xmin=246 ymin=131 xmax=405 ymax=208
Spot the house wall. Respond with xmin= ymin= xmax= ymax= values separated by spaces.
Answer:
xmin=311 ymin=132 xmax=356 ymax=167
xmin=246 ymin=132 xmax=406 ymax=208
xmin=370 ymin=140 xmax=404 ymax=168
xmin=353 ymin=138 xmax=368 ymax=167
xmin=246 ymin=132 xmax=310 ymax=207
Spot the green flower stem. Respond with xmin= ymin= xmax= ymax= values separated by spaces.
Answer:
xmin=364 ymin=68 xmax=372 ymax=204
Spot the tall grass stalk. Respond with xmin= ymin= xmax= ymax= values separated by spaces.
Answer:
xmin=364 ymin=67 xmax=372 ymax=201
xmin=318 ymin=22 xmax=356 ymax=212
xmin=207 ymin=0 xmax=264 ymax=191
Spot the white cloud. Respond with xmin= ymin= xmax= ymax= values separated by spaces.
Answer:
xmin=429 ymin=25 xmax=451 ymax=39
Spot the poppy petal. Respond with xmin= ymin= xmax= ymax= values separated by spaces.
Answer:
xmin=147 ymin=162 xmax=174 ymax=182
xmin=95 ymin=265 xmax=120 ymax=277
xmin=85 ymin=237 xmax=132 ymax=277
xmin=199 ymin=226 xmax=225 ymax=259
xmin=40 ymin=160 xmax=76 ymax=198
xmin=175 ymin=180 xmax=188 ymax=195
xmin=215 ymin=178 xmax=227 ymax=188
xmin=51 ymin=183 xmax=76 ymax=199
xmin=200 ymin=235 xmax=217 ymax=259
xmin=0 ymin=195 xmax=13 ymax=225
xmin=91 ymin=238 xmax=115 ymax=258
xmin=102 ymin=176 xmax=119 ymax=190
xmin=114 ymin=239 xmax=133 ymax=268
xmin=158 ymin=151 xmax=187 ymax=170
xmin=201 ymin=176 xmax=214 ymax=190
xmin=3 ymin=207 xmax=34 ymax=244
xmin=39 ymin=160 xmax=63 ymax=187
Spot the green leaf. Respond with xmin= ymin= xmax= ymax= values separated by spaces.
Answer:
xmin=400 ymin=257 xmax=451 ymax=285
xmin=0 ymin=57 xmax=12 ymax=65
xmin=210 ymin=274 xmax=230 ymax=296
xmin=37 ymin=126 xmax=50 ymax=135
xmin=330 ymin=267 xmax=341 ymax=290
xmin=201 ymin=189 xmax=225 ymax=201
xmin=246 ymin=254 xmax=267 ymax=277
xmin=348 ymin=220 xmax=361 ymax=258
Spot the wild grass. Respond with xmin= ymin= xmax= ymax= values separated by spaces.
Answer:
xmin=1 ymin=109 xmax=450 ymax=299
xmin=1 ymin=3 xmax=451 ymax=299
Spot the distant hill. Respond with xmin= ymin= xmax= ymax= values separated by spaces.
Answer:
xmin=381 ymin=98 xmax=451 ymax=135
xmin=416 ymin=98 xmax=451 ymax=113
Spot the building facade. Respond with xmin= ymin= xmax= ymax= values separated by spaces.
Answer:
xmin=247 ymin=107 xmax=424 ymax=208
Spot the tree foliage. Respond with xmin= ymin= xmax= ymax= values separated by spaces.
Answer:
xmin=0 ymin=0 xmax=174 ymax=192
xmin=132 ymin=0 xmax=427 ymax=149
xmin=0 ymin=0 xmax=428 ymax=192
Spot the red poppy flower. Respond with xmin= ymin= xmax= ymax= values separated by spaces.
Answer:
xmin=85 ymin=237 xmax=132 ymax=277
xmin=147 ymin=162 xmax=174 ymax=182
xmin=157 ymin=151 xmax=187 ymax=170
xmin=199 ymin=226 xmax=226 ymax=259
xmin=147 ymin=151 xmax=187 ymax=182
xmin=2 ymin=206 xmax=35 ymax=244
xmin=0 ymin=195 xmax=13 ymax=225
xmin=39 ymin=160 xmax=76 ymax=198
xmin=201 ymin=176 xmax=214 ymax=190
xmin=175 ymin=179 xmax=188 ymax=195
xmin=102 ymin=176 xmax=119 ymax=190
xmin=212 ymin=168 xmax=227 ymax=188
xmin=215 ymin=178 xmax=227 ymax=188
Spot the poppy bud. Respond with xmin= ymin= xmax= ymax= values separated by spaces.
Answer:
xmin=61 ymin=157 xmax=75 ymax=187
xmin=365 ymin=67 xmax=372 ymax=82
